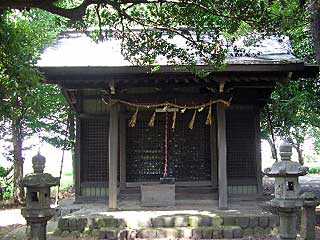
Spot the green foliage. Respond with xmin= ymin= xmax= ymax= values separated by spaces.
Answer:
xmin=1 ymin=185 xmax=13 ymax=200
xmin=0 ymin=9 xmax=70 ymax=148
xmin=258 ymin=1 xmax=320 ymax=158
xmin=0 ymin=0 xmax=318 ymax=164
xmin=0 ymin=167 xmax=5 ymax=176
xmin=60 ymin=177 xmax=73 ymax=191
xmin=0 ymin=9 xmax=69 ymax=201
xmin=262 ymin=78 xmax=320 ymax=160
xmin=0 ymin=0 xmax=318 ymax=68
xmin=76 ymin=0 xmax=279 ymax=69
xmin=307 ymin=167 xmax=320 ymax=174
xmin=0 ymin=165 xmax=13 ymax=200
xmin=63 ymin=172 xmax=73 ymax=177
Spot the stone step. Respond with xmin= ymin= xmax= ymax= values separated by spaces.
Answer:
xmin=54 ymin=225 xmax=276 ymax=239
xmin=54 ymin=214 xmax=279 ymax=239
xmin=222 ymin=214 xmax=279 ymax=229
xmin=150 ymin=215 xmax=222 ymax=228
xmin=135 ymin=226 xmax=244 ymax=239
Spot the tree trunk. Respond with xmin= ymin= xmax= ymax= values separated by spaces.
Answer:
xmin=267 ymin=137 xmax=278 ymax=162
xmin=266 ymin=105 xmax=278 ymax=161
xmin=310 ymin=0 xmax=320 ymax=65
xmin=293 ymin=142 xmax=304 ymax=165
xmin=12 ymin=119 xmax=25 ymax=204
xmin=296 ymin=143 xmax=304 ymax=166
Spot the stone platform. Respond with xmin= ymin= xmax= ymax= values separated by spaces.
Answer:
xmin=53 ymin=210 xmax=279 ymax=239
xmin=52 ymin=194 xmax=279 ymax=239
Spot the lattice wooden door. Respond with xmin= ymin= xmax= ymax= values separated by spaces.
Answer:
xmin=126 ymin=111 xmax=211 ymax=182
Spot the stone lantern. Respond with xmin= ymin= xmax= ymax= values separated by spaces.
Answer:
xmin=265 ymin=140 xmax=308 ymax=240
xmin=21 ymin=152 xmax=60 ymax=240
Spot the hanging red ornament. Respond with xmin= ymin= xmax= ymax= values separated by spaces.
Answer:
xmin=163 ymin=111 xmax=168 ymax=178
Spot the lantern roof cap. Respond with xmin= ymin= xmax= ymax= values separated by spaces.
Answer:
xmin=265 ymin=161 xmax=308 ymax=177
xmin=265 ymin=140 xmax=308 ymax=177
xmin=21 ymin=173 xmax=59 ymax=187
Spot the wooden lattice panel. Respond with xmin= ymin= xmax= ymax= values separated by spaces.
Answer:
xmin=126 ymin=111 xmax=211 ymax=182
xmin=226 ymin=108 xmax=257 ymax=179
xmin=81 ymin=118 xmax=109 ymax=182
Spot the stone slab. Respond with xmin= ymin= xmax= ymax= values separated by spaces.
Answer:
xmin=141 ymin=184 xmax=175 ymax=207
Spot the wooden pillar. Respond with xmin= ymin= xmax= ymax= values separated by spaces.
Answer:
xmin=119 ymin=112 xmax=127 ymax=189
xmin=74 ymin=118 xmax=81 ymax=201
xmin=255 ymin=108 xmax=263 ymax=195
xmin=109 ymin=104 xmax=119 ymax=209
xmin=210 ymin=114 xmax=218 ymax=189
xmin=74 ymin=91 xmax=83 ymax=202
xmin=217 ymin=103 xmax=228 ymax=209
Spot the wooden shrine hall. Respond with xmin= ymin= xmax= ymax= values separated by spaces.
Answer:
xmin=39 ymin=32 xmax=318 ymax=209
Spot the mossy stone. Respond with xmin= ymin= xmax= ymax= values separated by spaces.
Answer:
xmin=212 ymin=216 xmax=223 ymax=226
xmin=174 ymin=216 xmax=188 ymax=227
xmin=97 ymin=217 xmax=119 ymax=228
xmin=181 ymin=227 xmax=192 ymax=238
xmin=136 ymin=228 xmax=156 ymax=239
xmin=202 ymin=228 xmax=213 ymax=238
xmin=249 ymin=216 xmax=259 ymax=228
xmin=68 ymin=218 xmax=78 ymax=231
xmin=151 ymin=217 xmax=164 ymax=227
xmin=192 ymin=227 xmax=203 ymax=238
xmin=189 ymin=216 xmax=200 ymax=227
xmin=264 ymin=227 xmax=272 ymax=235
xmin=258 ymin=215 xmax=269 ymax=228
xmin=223 ymin=215 xmax=236 ymax=226
xmin=163 ymin=216 xmax=174 ymax=227
xmin=118 ymin=229 xmax=128 ymax=240
xmin=77 ymin=218 xmax=88 ymax=232
xmin=233 ymin=227 xmax=243 ymax=238
xmin=91 ymin=228 xmax=100 ymax=237
xmin=236 ymin=216 xmax=250 ymax=229
xmin=243 ymin=228 xmax=254 ymax=237
xmin=212 ymin=228 xmax=223 ymax=238
xmin=81 ymin=228 xmax=91 ymax=237
xmin=61 ymin=230 xmax=71 ymax=238
xmin=58 ymin=218 xmax=69 ymax=231
xmin=199 ymin=216 xmax=213 ymax=226
xmin=253 ymin=226 xmax=265 ymax=237
xmin=70 ymin=230 xmax=81 ymax=238
xmin=52 ymin=228 xmax=62 ymax=237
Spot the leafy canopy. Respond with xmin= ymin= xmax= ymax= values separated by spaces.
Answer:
xmin=0 ymin=0 xmax=304 ymax=67
xmin=0 ymin=1 xmax=319 ymax=155
xmin=0 ymin=9 xmax=68 ymax=149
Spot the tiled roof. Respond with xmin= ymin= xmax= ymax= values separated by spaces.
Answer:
xmin=37 ymin=31 xmax=301 ymax=67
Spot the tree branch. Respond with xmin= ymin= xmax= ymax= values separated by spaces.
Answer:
xmin=0 ymin=0 xmax=263 ymax=23
xmin=0 ymin=0 xmax=98 ymax=20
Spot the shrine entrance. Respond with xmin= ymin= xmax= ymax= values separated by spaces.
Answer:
xmin=126 ymin=110 xmax=212 ymax=183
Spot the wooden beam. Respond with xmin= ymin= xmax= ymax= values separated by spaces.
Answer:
xmin=217 ymin=102 xmax=228 ymax=209
xmin=108 ymin=104 xmax=119 ymax=209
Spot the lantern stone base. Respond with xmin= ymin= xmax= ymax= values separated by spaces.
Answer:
xmin=141 ymin=184 xmax=175 ymax=207
xmin=277 ymin=207 xmax=300 ymax=240
xmin=22 ymin=208 xmax=56 ymax=240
